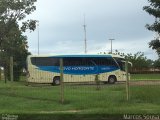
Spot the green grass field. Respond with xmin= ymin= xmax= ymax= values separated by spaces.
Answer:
xmin=0 ymin=80 xmax=160 ymax=115
xmin=0 ymin=74 xmax=160 ymax=119
xmin=131 ymin=74 xmax=160 ymax=80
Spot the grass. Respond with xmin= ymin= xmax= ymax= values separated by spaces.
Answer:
xmin=131 ymin=74 xmax=160 ymax=80
xmin=0 ymin=74 xmax=160 ymax=120
xmin=0 ymin=81 xmax=160 ymax=115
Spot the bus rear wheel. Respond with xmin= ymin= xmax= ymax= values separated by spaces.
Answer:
xmin=52 ymin=77 xmax=60 ymax=85
xmin=108 ymin=76 xmax=116 ymax=84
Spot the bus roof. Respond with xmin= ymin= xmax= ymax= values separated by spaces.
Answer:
xmin=28 ymin=54 xmax=124 ymax=58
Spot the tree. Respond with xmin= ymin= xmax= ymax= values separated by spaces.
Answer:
xmin=0 ymin=0 xmax=37 ymax=81
xmin=111 ymin=50 xmax=154 ymax=69
xmin=0 ymin=0 xmax=37 ymax=46
xmin=149 ymin=39 xmax=160 ymax=57
xmin=99 ymin=50 xmax=153 ymax=69
xmin=125 ymin=52 xmax=153 ymax=70
xmin=153 ymin=58 xmax=160 ymax=68
xmin=143 ymin=0 xmax=160 ymax=57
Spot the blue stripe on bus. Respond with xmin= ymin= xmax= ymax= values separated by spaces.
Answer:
xmin=37 ymin=66 xmax=119 ymax=75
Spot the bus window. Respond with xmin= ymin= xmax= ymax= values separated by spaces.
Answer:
xmin=91 ymin=57 xmax=118 ymax=67
xmin=31 ymin=57 xmax=59 ymax=66
xmin=63 ymin=57 xmax=95 ymax=66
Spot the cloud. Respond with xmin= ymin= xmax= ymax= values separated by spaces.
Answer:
xmin=25 ymin=0 xmax=157 ymax=60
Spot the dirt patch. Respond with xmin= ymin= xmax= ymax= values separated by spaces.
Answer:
xmin=129 ymin=80 xmax=160 ymax=86
xmin=40 ymin=110 xmax=80 ymax=114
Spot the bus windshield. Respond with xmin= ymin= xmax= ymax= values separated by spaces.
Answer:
xmin=113 ymin=57 xmax=125 ymax=71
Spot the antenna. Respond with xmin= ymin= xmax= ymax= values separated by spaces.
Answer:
xmin=83 ymin=14 xmax=87 ymax=54
xmin=109 ymin=38 xmax=115 ymax=54
xmin=37 ymin=20 xmax=40 ymax=55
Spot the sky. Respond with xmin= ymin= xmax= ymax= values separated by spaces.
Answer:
xmin=25 ymin=0 xmax=158 ymax=60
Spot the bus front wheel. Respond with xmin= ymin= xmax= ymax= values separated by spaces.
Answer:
xmin=52 ymin=77 xmax=60 ymax=85
xmin=108 ymin=76 xmax=116 ymax=84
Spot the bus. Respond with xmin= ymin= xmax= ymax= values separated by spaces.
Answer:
xmin=26 ymin=54 xmax=131 ymax=85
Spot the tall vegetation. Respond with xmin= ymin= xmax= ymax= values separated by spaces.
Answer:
xmin=0 ymin=0 xmax=37 ymax=80
xmin=114 ymin=50 xmax=153 ymax=69
xmin=143 ymin=0 xmax=160 ymax=57
xmin=99 ymin=50 xmax=160 ymax=70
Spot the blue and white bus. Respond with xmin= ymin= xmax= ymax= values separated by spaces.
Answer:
xmin=27 ymin=54 xmax=131 ymax=85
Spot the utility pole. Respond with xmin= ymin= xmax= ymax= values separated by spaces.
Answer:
xmin=60 ymin=58 xmax=64 ymax=104
xmin=0 ymin=67 xmax=1 ymax=81
xmin=125 ymin=59 xmax=129 ymax=101
xmin=109 ymin=39 xmax=115 ymax=54
xmin=83 ymin=15 xmax=87 ymax=54
xmin=10 ymin=56 xmax=13 ymax=82
xmin=37 ymin=20 xmax=40 ymax=55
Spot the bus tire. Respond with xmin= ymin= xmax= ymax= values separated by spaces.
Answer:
xmin=52 ymin=77 xmax=60 ymax=85
xmin=108 ymin=75 xmax=116 ymax=84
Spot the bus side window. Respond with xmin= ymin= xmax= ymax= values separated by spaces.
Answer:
xmin=51 ymin=58 xmax=59 ymax=66
xmin=63 ymin=58 xmax=83 ymax=66
xmin=106 ymin=57 xmax=119 ymax=67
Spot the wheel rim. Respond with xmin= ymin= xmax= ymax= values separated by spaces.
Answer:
xmin=109 ymin=77 xmax=115 ymax=83
xmin=55 ymin=79 xmax=60 ymax=85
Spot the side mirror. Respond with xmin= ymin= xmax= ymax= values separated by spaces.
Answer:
xmin=122 ymin=60 xmax=133 ymax=67
xmin=128 ymin=62 xmax=133 ymax=67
